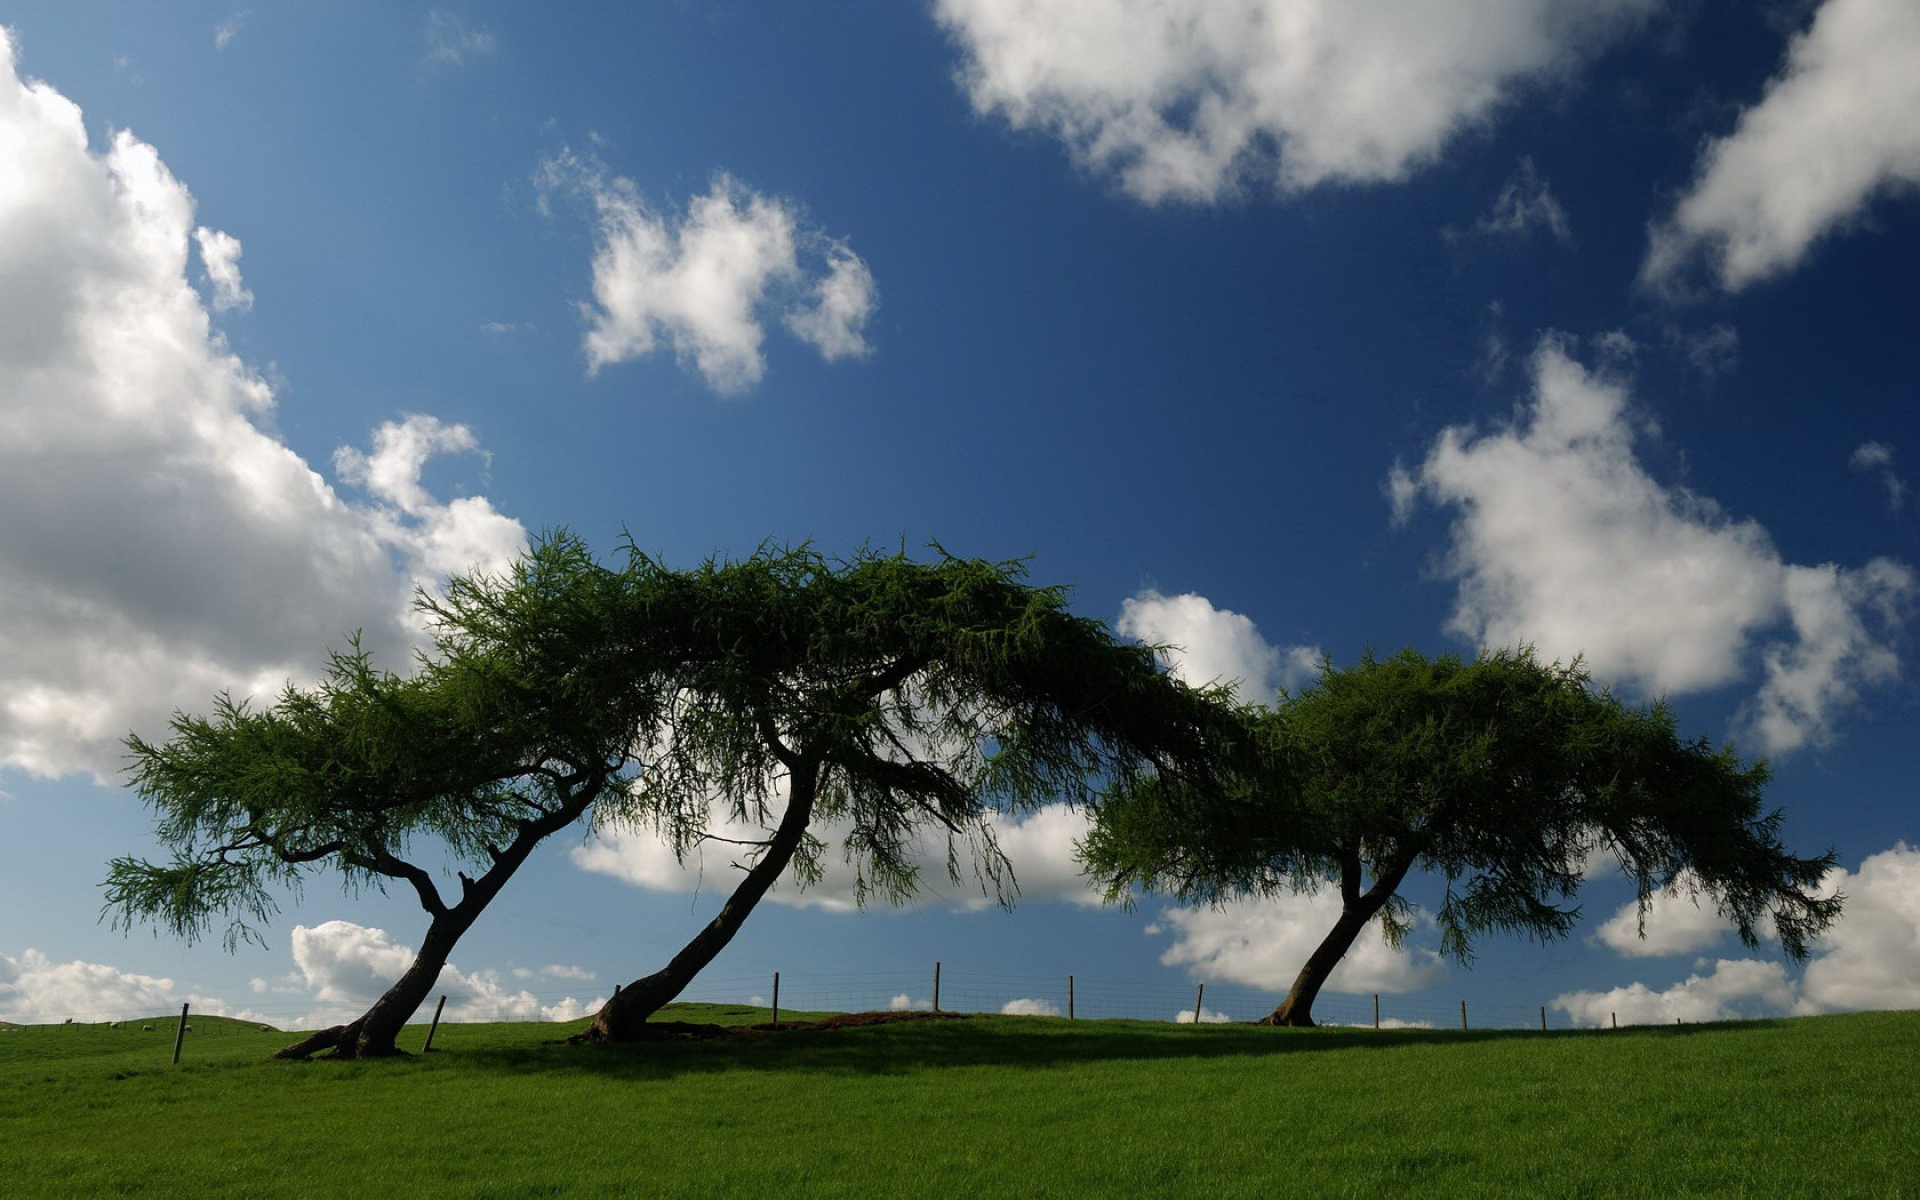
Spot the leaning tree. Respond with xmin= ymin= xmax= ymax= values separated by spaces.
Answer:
xmin=580 ymin=545 xmax=1234 ymax=1042
xmin=105 ymin=534 xmax=673 ymax=1058
xmin=1081 ymin=647 xmax=1842 ymax=1026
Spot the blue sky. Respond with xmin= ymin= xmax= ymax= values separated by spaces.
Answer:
xmin=2 ymin=1 xmax=1917 ymax=1031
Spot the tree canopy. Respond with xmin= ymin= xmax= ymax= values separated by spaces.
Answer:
xmin=582 ymin=542 xmax=1236 ymax=1041
xmin=1081 ymin=647 xmax=1842 ymax=1026
xmin=106 ymin=534 xmax=669 ymax=1058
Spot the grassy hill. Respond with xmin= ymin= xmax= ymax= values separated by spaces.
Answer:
xmin=2 ymin=1005 xmax=1914 ymax=1196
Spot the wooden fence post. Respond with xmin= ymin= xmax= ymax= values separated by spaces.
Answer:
xmin=421 ymin=995 xmax=447 ymax=1053
xmin=1459 ymin=1000 xmax=1468 ymax=1032
xmin=1067 ymin=975 xmax=1075 ymax=1021
xmin=1540 ymin=1006 xmax=1547 ymax=1032
xmin=1193 ymin=983 xmax=1205 ymax=1025
xmin=933 ymin=962 xmax=942 ymax=1013
xmin=170 ymin=1003 xmax=189 ymax=1065
xmin=1373 ymin=993 xmax=1380 ymax=1030
xmin=1611 ymin=1011 xmax=1618 ymax=1029
xmin=772 ymin=972 xmax=781 ymax=1027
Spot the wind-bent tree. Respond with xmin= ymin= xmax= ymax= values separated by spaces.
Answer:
xmin=1082 ymin=647 xmax=1842 ymax=1027
xmin=106 ymin=535 xmax=667 ymax=1059
xmin=581 ymin=546 xmax=1232 ymax=1042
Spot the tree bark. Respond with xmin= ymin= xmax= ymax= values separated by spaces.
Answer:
xmin=274 ymin=781 xmax=599 ymax=1060
xmin=1259 ymin=849 xmax=1414 ymax=1027
xmin=583 ymin=760 xmax=821 ymax=1043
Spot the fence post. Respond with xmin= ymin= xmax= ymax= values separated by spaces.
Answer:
xmin=1193 ymin=983 xmax=1205 ymax=1025
xmin=772 ymin=972 xmax=781 ymax=1027
xmin=1459 ymin=1000 xmax=1468 ymax=1032
xmin=170 ymin=1003 xmax=189 ymax=1065
xmin=421 ymin=995 xmax=447 ymax=1053
xmin=1540 ymin=1006 xmax=1547 ymax=1032
xmin=1068 ymin=975 xmax=1075 ymax=1021
xmin=1373 ymin=993 xmax=1380 ymax=1030
xmin=1611 ymin=1011 xmax=1617 ymax=1029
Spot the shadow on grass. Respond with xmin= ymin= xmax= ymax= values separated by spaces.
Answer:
xmin=444 ymin=1010 xmax=1786 ymax=1083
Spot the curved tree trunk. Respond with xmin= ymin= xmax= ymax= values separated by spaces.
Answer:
xmin=275 ymin=781 xmax=600 ymax=1060
xmin=1259 ymin=849 xmax=1413 ymax=1028
xmin=584 ymin=761 xmax=821 ymax=1043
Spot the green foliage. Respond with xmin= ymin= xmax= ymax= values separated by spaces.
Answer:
xmin=1084 ymin=647 xmax=1840 ymax=964
xmin=3 ymin=1011 xmax=1916 ymax=1196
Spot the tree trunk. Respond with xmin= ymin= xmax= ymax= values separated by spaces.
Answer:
xmin=1259 ymin=850 xmax=1413 ymax=1028
xmin=584 ymin=761 xmax=820 ymax=1042
xmin=273 ymin=783 xmax=600 ymax=1060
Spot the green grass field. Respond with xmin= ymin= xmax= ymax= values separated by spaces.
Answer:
xmin=1 ymin=1006 xmax=1913 ymax=1197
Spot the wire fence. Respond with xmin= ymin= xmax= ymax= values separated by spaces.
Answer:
xmin=0 ymin=964 xmax=1647 ymax=1036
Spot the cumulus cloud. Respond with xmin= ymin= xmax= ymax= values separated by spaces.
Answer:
xmin=289 ymin=922 xmax=599 ymax=1025
xmin=935 ymin=0 xmax=1660 ymax=203
xmin=1150 ymin=890 xmax=1448 ymax=994
xmin=572 ymin=796 xmax=1102 ymax=912
xmin=1398 ymin=335 xmax=1914 ymax=754
xmin=540 ymin=152 xmax=876 ymax=393
xmin=0 ymin=949 xmax=263 ymax=1024
xmin=889 ymin=992 xmax=932 ymax=1011
xmin=1173 ymin=1005 xmax=1234 ymax=1024
xmin=0 ymin=33 xmax=526 ymax=779
xmin=1571 ymin=843 xmax=1920 ymax=1021
xmin=423 ymin=11 xmax=495 ymax=68
xmin=1642 ymin=0 xmax=1920 ymax=291
xmin=1800 ymin=842 xmax=1920 ymax=1011
xmin=1118 ymin=589 xmax=1319 ymax=705
xmin=1001 ymin=997 xmax=1061 ymax=1016
xmin=1593 ymin=879 xmax=1736 ymax=958
xmin=1553 ymin=958 xmax=1800 ymax=1026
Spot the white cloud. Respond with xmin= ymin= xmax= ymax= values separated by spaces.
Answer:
xmin=1553 ymin=958 xmax=1801 ymax=1026
xmin=213 ymin=13 xmax=246 ymax=52
xmin=1594 ymin=880 xmax=1735 ymax=958
xmin=289 ymin=922 xmax=599 ymax=1025
xmin=0 ymin=33 xmax=526 ymax=780
xmin=1149 ymin=890 xmax=1447 ymax=994
xmin=1400 ymin=335 xmax=1914 ymax=754
xmin=192 ymin=225 xmax=252 ymax=313
xmin=1800 ymin=842 xmax=1920 ymax=1011
xmin=1643 ymin=0 xmax=1920 ymax=291
xmin=1850 ymin=441 xmax=1910 ymax=512
xmin=1173 ymin=1005 xmax=1233 ymax=1024
xmin=0 ymin=949 xmax=264 ymax=1024
xmin=1001 ymin=997 xmax=1060 ymax=1016
xmin=1469 ymin=157 xmax=1573 ymax=245
xmin=889 ymin=992 xmax=931 ymax=1011
xmin=935 ymin=0 xmax=1661 ymax=203
xmin=423 ymin=12 xmax=495 ymax=68
xmin=572 ymin=797 xmax=1101 ymax=912
xmin=1118 ymin=589 xmax=1318 ymax=705
xmin=541 ymin=153 xmax=876 ymax=393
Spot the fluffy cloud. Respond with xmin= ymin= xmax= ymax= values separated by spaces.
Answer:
xmin=1800 ymin=843 xmax=1920 ymax=1011
xmin=1396 ymin=336 xmax=1913 ymax=754
xmin=192 ymin=226 xmax=252 ymax=312
xmin=1118 ymin=589 xmax=1318 ymax=705
xmin=935 ymin=0 xmax=1660 ymax=203
xmin=0 ymin=949 xmax=263 ymax=1025
xmin=1593 ymin=880 xmax=1736 ymax=958
xmin=289 ymin=922 xmax=599 ymax=1025
xmin=1553 ymin=958 xmax=1800 ymax=1026
xmin=1573 ymin=843 xmax=1920 ymax=1020
xmin=1851 ymin=441 xmax=1910 ymax=512
xmin=0 ymin=33 xmax=525 ymax=780
xmin=573 ymin=798 xmax=1102 ymax=912
xmin=1001 ymin=997 xmax=1061 ymax=1016
xmin=1173 ymin=1005 xmax=1234 ymax=1024
xmin=541 ymin=153 xmax=876 ymax=393
xmin=1643 ymin=0 xmax=1920 ymax=291
xmin=1149 ymin=890 xmax=1447 ymax=994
